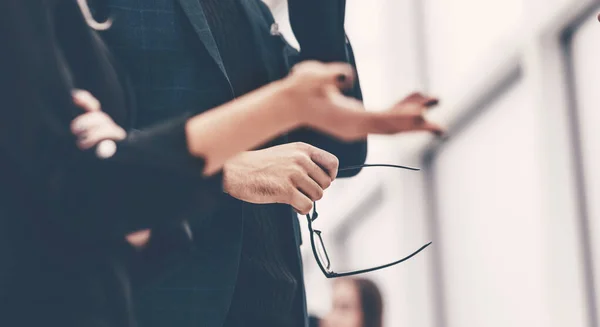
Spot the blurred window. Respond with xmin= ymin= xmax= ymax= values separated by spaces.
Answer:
xmin=572 ymin=10 xmax=600 ymax=316
xmin=432 ymin=83 xmax=552 ymax=327
xmin=422 ymin=0 xmax=523 ymax=95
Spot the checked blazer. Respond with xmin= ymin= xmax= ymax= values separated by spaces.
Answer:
xmin=98 ymin=1 xmax=366 ymax=327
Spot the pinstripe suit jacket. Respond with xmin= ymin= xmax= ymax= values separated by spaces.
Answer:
xmin=99 ymin=1 xmax=366 ymax=327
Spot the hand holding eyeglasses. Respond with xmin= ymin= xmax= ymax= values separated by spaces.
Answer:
xmin=306 ymin=164 xmax=433 ymax=278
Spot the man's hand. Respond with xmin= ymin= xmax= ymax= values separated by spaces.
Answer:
xmin=222 ymin=142 xmax=339 ymax=214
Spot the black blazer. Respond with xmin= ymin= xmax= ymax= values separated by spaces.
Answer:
xmin=99 ymin=1 xmax=367 ymax=327
xmin=0 ymin=1 xmax=223 ymax=326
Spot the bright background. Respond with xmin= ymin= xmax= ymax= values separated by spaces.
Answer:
xmin=264 ymin=1 xmax=600 ymax=326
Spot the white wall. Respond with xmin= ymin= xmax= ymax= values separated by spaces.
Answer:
xmin=432 ymin=83 xmax=552 ymax=327
xmin=264 ymin=0 xmax=600 ymax=326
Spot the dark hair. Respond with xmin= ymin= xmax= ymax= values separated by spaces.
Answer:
xmin=353 ymin=278 xmax=383 ymax=327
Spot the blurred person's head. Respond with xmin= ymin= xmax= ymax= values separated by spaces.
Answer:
xmin=324 ymin=278 xmax=383 ymax=327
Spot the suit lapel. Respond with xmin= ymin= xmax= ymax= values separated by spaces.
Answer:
xmin=176 ymin=0 xmax=227 ymax=77
xmin=177 ymin=0 xmax=286 ymax=85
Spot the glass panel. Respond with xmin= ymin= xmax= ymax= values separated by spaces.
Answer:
xmin=423 ymin=0 xmax=524 ymax=96
xmin=422 ymin=0 xmax=574 ymax=103
xmin=572 ymin=10 xmax=600 ymax=317
xmin=432 ymin=84 xmax=555 ymax=327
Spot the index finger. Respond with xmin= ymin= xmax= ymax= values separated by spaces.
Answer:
xmin=397 ymin=92 xmax=439 ymax=108
xmin=309 ymin=147 xmax=339 ymax=180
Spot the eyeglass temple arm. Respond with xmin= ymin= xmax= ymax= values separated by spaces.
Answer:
xmin=307 ymin=162 xmax=423 ymax=278
xmin=309 ymin=164 xmax=419 ymax=224
xmin=338 ymin=163 xmax=420 ymax=172
xmin=324 ymin=242 xmax=433 ymax=279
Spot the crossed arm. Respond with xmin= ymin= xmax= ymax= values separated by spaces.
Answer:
xmin=0 ymin=0 xmax=372 ymax=244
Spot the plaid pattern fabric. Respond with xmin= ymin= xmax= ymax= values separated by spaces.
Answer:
xmin=99 ymin=2 xmax=302 ymax=327
xmin=102 ymin=0 xmax=242 ymax=128
xmin=98 ymin=1 xmax=360 ymax=327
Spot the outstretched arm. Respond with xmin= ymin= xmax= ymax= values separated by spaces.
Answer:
xmin=258 ymin=0 xmax=368 ymax=177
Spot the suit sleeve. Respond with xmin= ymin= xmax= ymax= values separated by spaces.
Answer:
xmin=258 ymin=2 xmax=368 ymax=177
xmin=0 ymin=0 xmax=224 ymax=244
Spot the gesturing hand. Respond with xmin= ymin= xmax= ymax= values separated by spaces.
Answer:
xmin=223 ymin=142 xmax=338 ymax=215
xmin=363 ymin=92 xmax=443 ymax=136
xmin=285 ymin=61 xmax=444 ymax=141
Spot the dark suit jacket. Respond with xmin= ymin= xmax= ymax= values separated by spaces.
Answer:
xmin=99 ymin=1 xmax=368 ymax=327
xmin=0 ymin=1 xmax=224 ymax=326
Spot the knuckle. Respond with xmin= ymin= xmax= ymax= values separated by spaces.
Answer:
xmin=328 ymin=155 xmax=340 ymax=169
xmin=289 ymin=167 xmax=306 ymax=181
xmin=298 ymin=203 xmax=312 ymax=215
xmin=292 ymin=152 xmax=311 ymax=165
xmin=292 ymin=142 xmax=310 ymax=151
xmin=319 ymin=152 xmax=339 ymax=173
